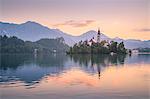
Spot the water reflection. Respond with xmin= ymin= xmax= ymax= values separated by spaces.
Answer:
xmin=69 ymin=54 xmax=126 ymax=66
xmin=0 ymin=54 xmax=150 ymax=85
xmin=0 ymin=53 xmax=68 ymax=69
xmin=0 ymin=54 xmax=68 ymax=86
xmin=69 ymin=54 xmax=127 ymax=79
xmin=0 ymin=53 xmax=150 ymax=99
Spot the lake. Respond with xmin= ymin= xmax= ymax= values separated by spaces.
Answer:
xmin=0 ymin=53 xmax=150 ymax=99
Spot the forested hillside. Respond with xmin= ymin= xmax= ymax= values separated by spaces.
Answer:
xmin=0 ymin=35 xmax=69 ymax=53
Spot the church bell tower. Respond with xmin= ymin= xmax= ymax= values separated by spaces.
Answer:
xmin=97 ymin=28 xmax=100 ymax=43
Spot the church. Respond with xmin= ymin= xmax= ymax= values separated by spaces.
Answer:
xmin=88 ymin=28 xmax=101 ymax=46
xmin=88 ymin=28 xmax=109 ymax=48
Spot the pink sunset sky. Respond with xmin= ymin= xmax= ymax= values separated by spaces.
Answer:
xmin=1 ymin=0 xmax=150 ymax=40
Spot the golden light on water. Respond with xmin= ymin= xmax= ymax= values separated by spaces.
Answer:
xmin=1 ymin=63 xmax=149 ymax=99
xmin=36 ymin=64 xmax=150 ymax=93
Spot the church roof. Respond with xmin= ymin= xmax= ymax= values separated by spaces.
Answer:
xmin=89 ymin=38 xmax=96 ymax=43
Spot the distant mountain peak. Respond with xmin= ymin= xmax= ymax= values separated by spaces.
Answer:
xmin=25 ymin=21 xmax=37 ymax=24
xmin=86 ymin=30 xmax=97 ymax=33
xmin=22 ymin=21 xmax=41 ymax=25
xmin=113 ymin=37 xmax=123 ymax=40
xmin=82 ymin=30 xmax=108 ymax=37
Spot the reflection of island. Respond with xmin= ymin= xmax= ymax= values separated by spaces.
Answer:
xmin=69 ymin=54 xmax=126 ymax=66
xmin=69 ymin=54 xmax=126 ymax=79
xmin=0 ymin=53 xmax=149 ymax=87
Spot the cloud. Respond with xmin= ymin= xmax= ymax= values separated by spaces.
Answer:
xmin=134 ymin=28 xmax=150 ymax=32
xmin=53 ymin=20 xmax=95 ymax=27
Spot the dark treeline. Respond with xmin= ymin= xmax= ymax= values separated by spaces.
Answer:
xmin=0 ymin=35 xmax=69 ymax=53
xmin=67 ymin=40 xmax=127 ymax=54
xmin=136 ymin=48 xmax=150 ymax=52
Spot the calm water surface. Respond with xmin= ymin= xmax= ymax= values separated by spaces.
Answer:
xmin=0 ymin=54 xmax=150 ymax=99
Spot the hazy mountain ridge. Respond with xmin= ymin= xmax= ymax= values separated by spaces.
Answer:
xmin=0 ymin=21 xmax=150 ymax=49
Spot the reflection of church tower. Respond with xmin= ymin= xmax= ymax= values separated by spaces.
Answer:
xmin=97 ymin=65 xmax=101 ymax=79
xmin=97 ymin=28 xmax=100 ymax=43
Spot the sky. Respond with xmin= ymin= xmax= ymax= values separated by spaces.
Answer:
xmin=1 ymin=0 xmax=150 ymax=40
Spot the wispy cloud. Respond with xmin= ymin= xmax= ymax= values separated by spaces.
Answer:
xmin=53 ymin=20 xmax=95 ymax=27
xmin=134 ymin=28 xmax=150 ymax=32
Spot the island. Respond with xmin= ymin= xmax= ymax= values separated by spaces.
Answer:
xmin=67 ymin=29 xmax=127 ymax=54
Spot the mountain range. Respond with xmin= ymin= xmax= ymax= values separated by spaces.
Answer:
xmin=0 ymin=21 xmax=150 ymax=49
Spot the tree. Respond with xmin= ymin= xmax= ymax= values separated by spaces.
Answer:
xmin=117 ymin=42 xmax=126 ymax=54
xmin=109 ymin=41 xmax=118 ymax=53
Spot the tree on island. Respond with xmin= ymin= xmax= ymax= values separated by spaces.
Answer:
xmin=67 ymin=40 xmax=127 ymax=54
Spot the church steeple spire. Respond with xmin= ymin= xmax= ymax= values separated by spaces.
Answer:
xmin=97 ymin=28 xmax=100 ymax=43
